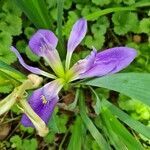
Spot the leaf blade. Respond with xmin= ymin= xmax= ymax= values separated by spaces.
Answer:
xmin=85 ymin=73 xmax=150 ymax=106
xmin=79 ymin=90 xmax=111 ymax=150
xmin=103 ymin=100 xmax=150 ymax=139
xmin=13 ymin=0 xmax=51 ymax=29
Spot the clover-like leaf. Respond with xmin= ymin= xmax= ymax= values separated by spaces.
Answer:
xmin=0 ymin=14 xmax=22 ymax=36
xmin=80 ymin=5 xmax=99 ymax=20
xmin=24 ymin=27 xmax=36 ymax=39
xmin=91 ymin=16 xmax=109 ymax=35
xmin=63 ymin=11 xmax=78 ymax=37
xmin=0 ymin=31 xmax=12 ymax=46
xmin=139 ymin=18 xmax=150 ymax=34
xmin=2 ymin=0 xmax=22 ymax=16
xmin=16 ymin=40 xmax=27 ymax=53
xmin=84 ymin=32 xmax=105 ymax=49
xmin=92 ymin=0 xmax=111 ymax=6
xmin=112 ymin=12 xmax=139 ymax=35
xmin=0 ymin=46 xmax=17 ymax=64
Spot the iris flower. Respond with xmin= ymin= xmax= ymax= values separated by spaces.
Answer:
xmin=11 ymin=18 xmax=137 ymax=128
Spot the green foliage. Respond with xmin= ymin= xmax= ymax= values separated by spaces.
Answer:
xmin=79 ymin=90 xmax=110 ymax=149
xmin=19 ymin=125 xmax=34 ymax=134
xmin=102 ymin=99 xmax=150 ymax=139
xmin=123 ymin=0 xmax=135 ymax=5
xmin=2 ymin=0 xmax=21 ymax=16
xmin=92 ymin=16 xmax=110 ymax=35
xmin=79 ymin=4 xmax=99 ymax=20
xmin=0 ymin=31 xmax=17 ymax=65
xmin=84 ymin=16 xmax=109 ymax=49
xmin=0 ymin=60 xmax=26 ymax=93
xmin=92 ymin=0 xmax=111 ymax=6
xmin=0 ymin=31 xmax=12 ymax=46
xmin=100 ymin=106 xmax=143 ymax=150
xmin=48 ymin=108 xmax=69 ymax=133
xmin=67 ymin=116 xmax=84 ymax=150
xmin=139 ymin=18 xmax=150 ymax=34
xmin=10 ymin=135 xmax=22 ymax=150
xmin=0 ymin=14 xmax=22 ymax=36
xmin=85 ymin=73 xmax=150 ymax=106
xmin=112 ymin=11 xmax=139 ymax=35
xmin=13 ymin=0 xmax=52 ymax=29
xmin=16 ymin=40 xmax=27 ymax=53
xmin=44 ymin=132 xmax=55 ymax=144
xmin=0 ymin=46 xmax=17 ymax=64
xmin=0 ymin=0 xmax=22 ymax=64
xmin=63 ymin=11 xmax=79 ymax=37
xmin=0 ymin=74 xmax=13 ymax=93
xmin=0 ymin=0 xmax=150 ymax=149
xmin=24 ymin=27 xmax=36 ymax=39
xmin=118 ymin=95 xmax=150 ymax=121
xmin=25 ymin=46 xmax=40 ymax=62
xmin=10 ymin=135 xmax=37 ymax=150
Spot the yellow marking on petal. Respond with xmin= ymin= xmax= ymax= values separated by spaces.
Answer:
xmin=41 ymin=95 xmax=47 ymax=104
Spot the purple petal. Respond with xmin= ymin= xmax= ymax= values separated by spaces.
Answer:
xmin=29 ymin=30 xmax=64 ymax=76
xmin=80 ymin=61 xmax=117 ymax=78
xmin=95 ymin=47 xmax=137 ymax=74
xmin=29 ymin=29 xmax=58 ymax=56
xmin=67 ymin=18 xmax=87 ymax=52
xmin=21 ymin=79 xmax=64 ymax=127
xmin=43 ymin=48 xmax=65 ymax=77
xmin=70 ymin=49 xmax=97 ymax=80
xmin=70 ymin=47 xmax=137 ymax=80
xmin=11 ymin=46 xmax=56 ymax=79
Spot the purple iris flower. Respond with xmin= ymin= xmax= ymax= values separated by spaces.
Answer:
xmin=11 ymin=18 xmax=137 ymax=128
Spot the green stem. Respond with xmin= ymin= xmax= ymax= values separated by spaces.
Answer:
xmin=65 ymin=52 xmax=72 ymax=71
xmin=85 ymin=7 xmax=136 ymax=20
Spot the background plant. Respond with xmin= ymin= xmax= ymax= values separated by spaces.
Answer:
xmin=0 ymin=0 xmax=150 ymax=149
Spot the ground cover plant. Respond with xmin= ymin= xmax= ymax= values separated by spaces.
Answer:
xmin=0 ymin=0 xmax=150 ymax=149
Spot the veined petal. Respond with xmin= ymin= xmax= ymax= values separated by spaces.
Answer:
xmin=29 ymin=29 xmax=64 ymax=77
xmin=29 ymin=29 xmax=58 ymax=56
xmin=70 ymin=47 xmax=137 ymax=80
xmin=66 ymin=18 xmax=87 ymax=70
xmin=11 ymin=46 xmax=56 ymax=79
xmin=80 ymin=61 xmax=117 ymax=78
xmin=68 ymin=49 xmax=97 ymax=81
xmin=73 ymin=49 xmax=97 ymax=74
xmin=67 ymin=18 xmax=87 ymax=52
xmin=21 ymin=79 xmax=64 ymax=127
xmin=95 ymin=47 xmax=137 ymax=74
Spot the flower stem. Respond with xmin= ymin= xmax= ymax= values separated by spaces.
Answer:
xmin=65 ymin=52 xmax=72 ymax=71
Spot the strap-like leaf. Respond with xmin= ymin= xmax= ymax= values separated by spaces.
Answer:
xmin=100 ymin=106 xmax=144 ymax=150
xmin=102 ymin=100 xmax=150 ymax=139
xmin=13 ymin=0 xmax=52 ymax=29
xmin=85 ymin=73 xmax=150 ymax=106
xmin=0 ymin=60 xmax=26 ymax=93
xmin=79 ymin=90 xmax=111 ymax=150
